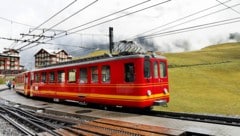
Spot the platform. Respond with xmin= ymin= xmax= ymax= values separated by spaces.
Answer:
xmin=0 ymin=88 xmax=239 ymax=136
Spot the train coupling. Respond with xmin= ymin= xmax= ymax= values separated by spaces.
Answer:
xmin=154 ymin=100 xmax=168 ymax=107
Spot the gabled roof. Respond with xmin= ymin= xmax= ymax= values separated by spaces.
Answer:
xmin=3 ymin=49 xmax=19 ymax=54
xmin=34 ymin=48 xmax=69 ymax=56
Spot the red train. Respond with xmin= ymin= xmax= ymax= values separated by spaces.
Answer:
xmin=15 ymin=52 xmax=169 ymax=109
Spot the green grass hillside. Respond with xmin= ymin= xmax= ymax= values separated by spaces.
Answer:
xmin=156 ymin=42 xmax=240 ymax=116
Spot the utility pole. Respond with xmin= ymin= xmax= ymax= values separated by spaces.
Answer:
xmin=109 ymin=27 xmax=114 ymax=54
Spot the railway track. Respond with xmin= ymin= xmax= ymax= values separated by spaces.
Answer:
xmin=148 ymin=110 xmax=240 ymax=127
xmin=0 ymin=104 xmax=78 ymax=136
xmin=0 ymin=103 xmax=189 ymax=136
xmin=84 ymin=104 xmax=240 ymax=127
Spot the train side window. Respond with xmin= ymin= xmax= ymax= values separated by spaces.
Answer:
xmin=160 ymin=62 xmax=167 ymax=78
xmin=91 ymin=66 xmax=98 ymax=83
xmin=41 ymin=72 xmax=46 ymax=83
xmin=68 ymin=69 xmax=76 ymax=83
xmin=154 ymin=61 xmax=159 ymax=78
xmin=80 ymin=68 xmax=88 ymax=83
xmin=35 ymin=73 xmax=40 ymax=83
xmin=58 ymin=71 xmax=65 ymax=83
xmin=101 ymin=65 xmax=110 ymax=83
xmin=144 ymin=60 xmax=151 ymax=78
xmin=49 ymin=72 xmax=55 ymax=83
xmin=125 ymin=63 xmax=135 ymax=82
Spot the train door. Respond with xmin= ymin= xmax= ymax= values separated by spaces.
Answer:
xmin=152 ymin=61 xmax=160 ymax=93
xmin=144 ymin=58 xmax=152 ymax=83
xmin=24 ymin=73 xmax=28 ymax=93
xmin=159 ymin=61 xmax=168 ymax=83
xmin=24 ymin=72 xmax=31 ymax=96
xmin=159 ymin=60 xmax=169 ymax=94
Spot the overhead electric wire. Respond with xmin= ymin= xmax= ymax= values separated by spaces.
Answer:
xmin=132 ymin=0 xmax=231 ymax=38
xmin=216 ymin=0 xmax=240 ymax=15
xmin=17 ymin=0 xmax=152 ymax=50
xmin=136 ymin=2 xmax=240 ymax=38
xmin=0 ymin=16 xmax=34 ymax=27
xmin=43 ymin=0 xmax=98 ymax=34
xmin=20 ymin=0 xmax=172 ymax=51
xmin=54 ymin=0 xmax=172 ymax=39
xmin=30 ymin=0 xmax=78 ymax=33
xmin=139 ymin=17 xmax=240 ymax=39
xmin=17 ymin=0 xmax=98 ymax=51
xmin=66 ymin=0 xmax=151 ymax=32
xmin=10 ymin=0 xmax=78 ymax=49
xmin=0 ymin=36 xmax=94 ymax=50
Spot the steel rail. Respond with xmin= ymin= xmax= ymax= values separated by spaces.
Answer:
xmin=0 ymin=106 xmax=62 ymax=136
xmin=0 ymin=114 xmax=36 ymax=136
xmin=148 ymin=110 xmax=240 ymax=127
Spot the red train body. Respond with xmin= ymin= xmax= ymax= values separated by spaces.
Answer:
xmin=15 ymin=53 xmax=169 ymax=109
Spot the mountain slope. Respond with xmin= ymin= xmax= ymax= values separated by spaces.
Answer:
xmin=156 ymin=42 xmax=240 ymax=115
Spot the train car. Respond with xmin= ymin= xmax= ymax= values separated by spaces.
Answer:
xmin=15 ymin=52 xmax=169 ymax=109
xmin=15 ymin=71 xmax=31 ymax=95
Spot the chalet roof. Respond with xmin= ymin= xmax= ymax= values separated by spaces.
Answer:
xmin=34 ymin=48 xmax=69 ymax=56
xmin=0 ymin=53 xmax=20 ymax=58
xmin=3 ymin=49 xmax=19 ymax=54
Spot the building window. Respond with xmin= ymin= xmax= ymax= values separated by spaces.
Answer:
xmin=125 ymin=63 xmax=135 ymax=82
xmin=58 ymin=71 xmax=65 ymax=83
xmin=160 ymin=62 xmax=167 ymax=78
xmin=68 ymin=69 xmax=76 ymax=83
xmin=91 ymin=66 xmax=98 ymax=83
xmin=80 ymin=68 xmax=88 ymax=83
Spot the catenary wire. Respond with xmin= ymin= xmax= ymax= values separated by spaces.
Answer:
xmin=10 ymin=0 xmax=78 ymax=49
xmin=135 ymin=2 xmax=240 ymax=39
xmin=0 ymin=16 xmax=34 ymax=27
xmin=0 ymin=36 xmax=94 ymax=49
xmin=17 ymin=0 xmax=98 ymax=51
xmin=65 ymin=0 xmax=151 ymax=32
xmin=138 ymin=17 xmax=240 ymax=39
xmin=216 ymin=0 xmax=240 ymax=15
xmin=131 ymin=0 xmax=231 ymax=38
xmin=15 ymin=0 xmax=151 ymax=51
xmin=46 ymin=0 xmax=172 ymax=42
xmin=19 ymin=0 xmax=172 ymax=51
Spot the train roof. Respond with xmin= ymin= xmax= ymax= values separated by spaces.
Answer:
xmin=32 ymin=52 xmax=166 ymax=72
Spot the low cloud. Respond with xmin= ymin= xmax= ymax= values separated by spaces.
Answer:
xmin=229 ymin=32 xmax=240 ymax=42
xmin=134 ymin=36 xmax=159 ymax=51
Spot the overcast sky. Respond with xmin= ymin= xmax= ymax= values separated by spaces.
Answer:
xmin=0 ymin=0 xmax=240 ymax=68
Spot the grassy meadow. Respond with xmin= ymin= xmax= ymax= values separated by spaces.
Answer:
xmin=155 ymin=42 xmax=240 ymax=116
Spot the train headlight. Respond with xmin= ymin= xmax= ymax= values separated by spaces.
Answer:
xmin=147 ymin=90 xmax=152 ymax=96
xmin=163 ymin=88 xmax=168 ymax=94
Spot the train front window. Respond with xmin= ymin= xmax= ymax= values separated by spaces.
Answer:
xmin=102 ymin=65 xmax=110 ymax=83
xmin=58 ymin=71 xmax=65 ymax=83
xmin=91 ymin=66 xmax=98 ymax=83
xmin=125 ymin=63 xmax=135 ymax=82
xmin=80 ymin=68 xmax=87 ymax=83
xmin=144 ymin=60 xmax=151 ymax=78
xmin=160 ymin=62 xmax=167 ymax=78
xmin=68 ymin=69 xmax=76 ymax=83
